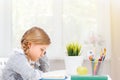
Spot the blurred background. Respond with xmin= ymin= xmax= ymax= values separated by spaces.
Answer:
xmin=0 ymin=0 xmax=120 ymax=80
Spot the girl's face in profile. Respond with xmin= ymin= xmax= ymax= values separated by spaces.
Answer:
xmin=28 ymin=43 xmax=49 ymax=61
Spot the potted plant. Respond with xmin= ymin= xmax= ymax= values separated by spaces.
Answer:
xmin=66 ymin=42 xmax=82 ymax=56
xmin=65 ymin=42 xmax=84 ymax=75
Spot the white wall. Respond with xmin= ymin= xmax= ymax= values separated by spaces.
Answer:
xmin=0 ymin=0 xmax=12 ymax=57
xmin=110 ymin=0 xmax=120 ymax=80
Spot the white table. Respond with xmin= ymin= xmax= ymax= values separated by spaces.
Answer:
xmin=43 ymin=70 xmax=111 ymax=80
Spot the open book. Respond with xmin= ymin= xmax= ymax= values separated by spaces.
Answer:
xmin=40 ymin=70 xmax=67 ymax=80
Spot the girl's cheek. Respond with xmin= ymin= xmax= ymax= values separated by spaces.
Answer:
xmin=40 ymin=53 xmax=45 ymax=58
xmin=39 ymin=54 xmax=43 ymax=57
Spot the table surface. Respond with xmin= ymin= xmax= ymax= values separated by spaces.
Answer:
xmin=42 ymin=70 xmax=111 ymax=80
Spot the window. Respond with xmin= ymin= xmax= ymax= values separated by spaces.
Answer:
xmin=12 ymin=0 xmax=111 ymax=59
xmin=62 ymin=0 xmax=111 ymax=59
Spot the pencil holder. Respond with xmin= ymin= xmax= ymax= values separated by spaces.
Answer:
xmin=91 ymin=61 xmax=103 ymax=75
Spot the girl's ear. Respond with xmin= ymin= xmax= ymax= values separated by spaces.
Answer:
xmin=28 ymin=42 xmax=32 ymax=49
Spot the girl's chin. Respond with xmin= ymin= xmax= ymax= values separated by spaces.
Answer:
xmin=31 ymin=58 xmax=38 ymax=62
xmin=31 ymin=56 xmax=42 ymax=61
xmin=33 ymin=58 xmax=40 ymax=61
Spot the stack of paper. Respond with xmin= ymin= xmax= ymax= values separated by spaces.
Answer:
xmin=40 ymin=70 xmax=67 ymax=80
xmin=40 ymin=76 xmax=67 ymax=80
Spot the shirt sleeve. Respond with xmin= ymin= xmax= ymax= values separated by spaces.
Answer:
xmin=9 ymin=53 xmax=42 ymax=80
xmin=36 ymin=54 xmax=50 ymax=72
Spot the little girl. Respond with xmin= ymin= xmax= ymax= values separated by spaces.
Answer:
xmin=2 ymin=27 xmax=51 ymax=80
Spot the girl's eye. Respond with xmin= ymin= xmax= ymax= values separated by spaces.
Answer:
xmin=40 ymin=48 xmax=46 ymax=55
xmin=40 ymin=49 xmax=43 ymax=51
xmin=40 ymin=48 xmax=44 ymax=51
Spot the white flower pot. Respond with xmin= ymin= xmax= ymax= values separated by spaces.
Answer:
xmin=64 ymin=56 xmax=83 ymax=75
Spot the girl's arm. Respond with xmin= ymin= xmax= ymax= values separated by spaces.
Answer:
xmin=9 ymin=53 xmax=42 ymax=80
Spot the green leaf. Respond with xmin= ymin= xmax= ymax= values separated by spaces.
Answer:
xmin=66 ymin=42 xmax=82 ymax=56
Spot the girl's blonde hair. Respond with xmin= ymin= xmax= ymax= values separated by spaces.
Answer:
xmin=21 ymin=27 xmax=51 ymax=56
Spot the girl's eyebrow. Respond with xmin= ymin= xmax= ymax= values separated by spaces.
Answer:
xmin=40 ymin=48 xmax=46 ymax=51
xmin=41 ymin=47 xmax=45 ymax=50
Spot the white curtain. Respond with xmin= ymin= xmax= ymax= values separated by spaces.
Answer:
xmin=12 ymin=0 xmax=111 ymax=59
